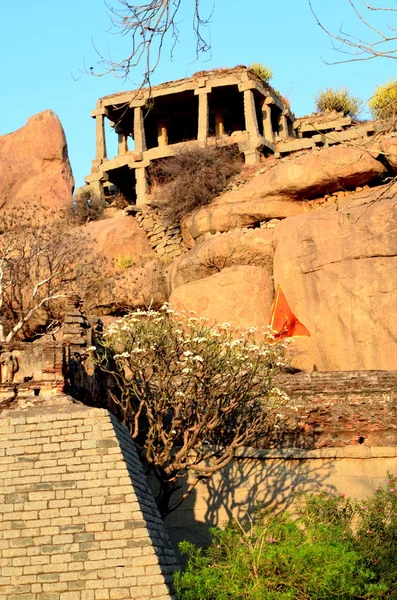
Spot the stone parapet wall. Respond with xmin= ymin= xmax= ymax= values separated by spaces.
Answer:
xmin=164 ymin=445 xmax=397 ymax=552
xmin=277 ymin=370 xmax=397 ymax=447
xmin=0 ymin=398 xmax=177 ymax=600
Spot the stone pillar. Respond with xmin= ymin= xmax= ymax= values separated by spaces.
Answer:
xmin=134 ymin=106 xmax=147 ymax=153
xmin=157 ymin=121 xmax=169 ymax=147
xmin=135 ymin=167 xmax=149 ymax=206
xmin=95 ymin=114 xmax=107 ymax=161
xmin=262 ymin=102 xmax=273 ymax=143
xmin=243 ymin=89 xmax=260 ymax=138
xmin=279 ymin=112 xmax=289 ymax=139
xmin=117 ymin=132 xmax=129 ymax=155
xmin=196 ymin=90 xmax=209 ymax=142
xmin=215 ymin=113 xmax=225 ymax=136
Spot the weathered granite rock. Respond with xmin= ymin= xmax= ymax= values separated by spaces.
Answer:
xmin=181 ymin=198 xmax=308 ymax=243
xmin=170 ymin=228 xmax=275 ymax=290
xmin=217 ymin=145 xmax=386 ymax=203
xmin=381 ymin=137 xmax=397 ymax=172
xmin=96 ymin=258 xmax=168 ymax=313
xmin=83 ymin=215 xmax=156 ymax=268
xmin=180 ymin=145 xmax=385 ymax=241
xmin=0 ymin=110 xmax=74 ymax=218
xmin=273 ymin=190 xmax=397 ymax=371
xmin=169 ymin=265 xmax=274 ymax=329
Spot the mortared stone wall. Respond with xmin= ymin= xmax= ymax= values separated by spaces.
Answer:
xmin=0 ymin=398 xmax=178 ymax=600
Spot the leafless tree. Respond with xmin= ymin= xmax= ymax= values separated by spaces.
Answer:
xmin=309 ymin=0 xmax=397 ymax=63
xmin=0 ymin=210 xmax=104 ymax=343
xmin=97 ymin=0 xmax=213 ymax=82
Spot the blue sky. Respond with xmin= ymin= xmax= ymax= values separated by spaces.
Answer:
xmin=1 ymin=1 xmax=395 ymax=187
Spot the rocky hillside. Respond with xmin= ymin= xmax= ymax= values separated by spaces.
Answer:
xmin=1 ymin=111 xmax=396 ymax=372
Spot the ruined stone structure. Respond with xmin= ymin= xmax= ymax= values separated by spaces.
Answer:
xmin=0 ymin=399 xmax=178 ymax=599
xmin=85 ymin=67 xmax=294 ymax=205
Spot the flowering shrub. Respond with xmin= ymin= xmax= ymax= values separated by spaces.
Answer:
xmin=92 ymin=305 xmax=290 ymax=517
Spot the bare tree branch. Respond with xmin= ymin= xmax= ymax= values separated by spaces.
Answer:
xmin=309 ymin=0 xmax=397 ymax=63
xmin=94 ymin=0 xmax=213 ymax=83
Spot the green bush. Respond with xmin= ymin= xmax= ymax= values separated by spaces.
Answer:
xmin=175 ymin=477 xmax=397 ymax=599
xmin=315 ymin=87 xmax=362 ymax=118
xmin=368 ymin=79 xmax=397 ymax=120
xmin=249 ymin=63 xmax=273 ymax=84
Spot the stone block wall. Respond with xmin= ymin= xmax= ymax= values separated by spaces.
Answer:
xmin=0 ymin=398 xmax=177 ymax=600
xmin=134 ymin=208 xmax=186 ymax=260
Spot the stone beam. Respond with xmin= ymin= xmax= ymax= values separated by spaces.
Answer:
xmin=134 ymin=107 xmax=147 ymax=153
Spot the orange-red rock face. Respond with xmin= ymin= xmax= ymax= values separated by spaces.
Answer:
xmin=0 ymin=111 xmax=74 ymax=218
xmin=273 ymin=191 xmax=397 ymax=371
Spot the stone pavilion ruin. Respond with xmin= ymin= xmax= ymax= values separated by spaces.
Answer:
xmin=84 ymin=67 xmax=294 ymax=205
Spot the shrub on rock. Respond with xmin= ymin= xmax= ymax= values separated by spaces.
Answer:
xmin=315 ymin=87 xmax=362 ymax=118
xmin=369 ymin=79 xmax=397 ymax=120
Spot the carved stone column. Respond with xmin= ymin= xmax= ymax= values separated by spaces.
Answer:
xmin=117 ymin=132 xmax=129 ymax=155
xmin=135 ymin=167 xmax=149 ymax=206
xmin=196 ymin=90 xmax=209 ymax=142
xmin=279 ymin=113 xmax=289 ymax=139
xmin=157 ymin=122 xmax=169 ymax=147
xmin=134 ymin=106 xmax=147 ymax=153
xmin=262 ymin=101 xmax=274 ymax=143
xmin=244 ymin=89 xmax=260 ymax=137
xmin=215 ymin=113 xmax=225 ymax=136
xmin=95 ymin=113 xmax=107 ymax=161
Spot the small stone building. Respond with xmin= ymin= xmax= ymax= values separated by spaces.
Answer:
xmin=85 ymin=66 xmax=294 ymax=205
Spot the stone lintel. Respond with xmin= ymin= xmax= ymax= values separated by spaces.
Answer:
xmin=194 ymin=87 xmax=212 ymax=95
xmin=91 ymin=107 xmax=109 ymax=118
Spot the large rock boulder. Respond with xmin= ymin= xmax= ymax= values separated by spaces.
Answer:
xmin=273 ymin=188 xmax=397 ymax=371
xmin=170 ymin=228 xmax=275 ymax=290
xmin=169 ymin=266 xmax=274 ymax=329
xmin=0 ymin=111 xmax=74 ymax=218
xmin=181 ymin=198 xmax=308 ymax=243
xmin=216 ymin=145 xmax=386 ymax=203
xmin=181 ymin=145 xmax=385 ymax=242
xmin=83 ymin=215 xmax=156 ymax=269
xmin=96 ymin=259 xmax=168 ymax=314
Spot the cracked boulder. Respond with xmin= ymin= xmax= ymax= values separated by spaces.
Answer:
xmin=273 ymin=186 xmax=397 ymax=371
xmin=169 ymin=228 xmax=275 ymax=290
xmin=0 ymin=110 xmax=74 ymax=219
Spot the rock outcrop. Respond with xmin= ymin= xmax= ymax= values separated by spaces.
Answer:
xmin=170 ymin=228 xmax=274 ymax=290
xmin=169 ymin=265 xmax=274 ymax=329
xmin=0 ymin=111 xmax=74 ymax=218
xmin=83 ymin=215 xmax=156 ymax=268
xmin=181 ymin=145 xmax=386 ymax=241
xmin=273 ymin=188 xmax=397 ymax=371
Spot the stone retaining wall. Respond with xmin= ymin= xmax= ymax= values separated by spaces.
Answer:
xmin=134 ymin=208 xmax=186 ymax=261
xmin=0 ymin=398 xmax=177 ymax=600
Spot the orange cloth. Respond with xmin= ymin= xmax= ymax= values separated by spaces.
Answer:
xmin=269 ymin=286 xmax=310 ymax=339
